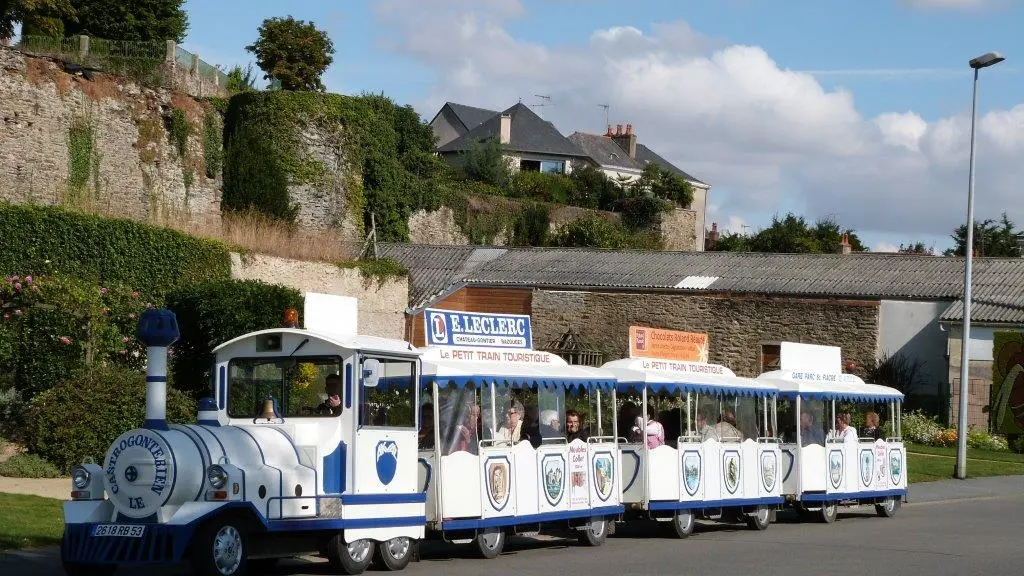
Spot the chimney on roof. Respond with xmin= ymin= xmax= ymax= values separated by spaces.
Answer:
xmin=611 ymin=121 xmax=637 ymax=160
xmin=499 ymin=113 xmax=511 ymax=145
xmin=615 ymin=123 xmax=623 ymax=136
xmin=838 ymin=232 xmax=852 ymax=255
xmin=606 ymin=124 xmax=613 ymax=137
xmin=705 ymin=222 xmax=720 ymax=250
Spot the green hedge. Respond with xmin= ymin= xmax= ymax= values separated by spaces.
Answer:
xmin=222 ymin=91 xmax=444 ymax=241
xmin=27 ymin=364 xmax=195 ymax=473
xmin=0 ymin=204 xmax=232 ymax=295
xmin=166 ymin=279 xmax=304 ymax=398
xmin=0 ymin=453 xmax=61 ymax=478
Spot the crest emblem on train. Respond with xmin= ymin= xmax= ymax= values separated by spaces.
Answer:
xmin=760 ymin=451 xmax=777 ymax=492
xmin=829 ymin=450 xmax=843 ymax=488
xmin=682 ymin=451 xmax=701 ymax=496
xmin=541 ymin=454 xmax=565 ymax=506
xmin=860 ymin=449 xmax=874 ymax=487
xmin=429 ymin=312 xmax=448 ymax=344
xmin=592 ymin=453 xmax=614 ymax=501
xmin=486 ymin=458 xmax=511 ymax=510
xmin=723 ymin=451 xmax=740 ymax=494
xmin=889 ymin=449 xmax=902 ymax=484
xmin=375 ymin=440 xmax=398 ymax=486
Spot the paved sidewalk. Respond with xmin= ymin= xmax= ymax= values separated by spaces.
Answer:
xmin=906 ymin=474 xmax=1024 ymax=503
xmin=0 ymin=477 xmax=70 ymax=500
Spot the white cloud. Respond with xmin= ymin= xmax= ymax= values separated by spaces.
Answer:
xmin=874 ymin=242 xmax=900 ymax=253
xmin=374 ymin=1 xmax=1024 ymax=245
xmin=901 ymin=0 xmax=995 ymax=10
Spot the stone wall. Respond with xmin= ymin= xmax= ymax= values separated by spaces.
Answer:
xmin=659 ymin=207 xmax=698 ymax=252
xmin=408 ymin=206 xmax=469 ymax=245
xmin=0 ymin=47 xmax=221 ymax=227
xmin=531 ymin=290 xmax=880 ymax=377
xmin=229 ymin=253 xmax=407 ymax=340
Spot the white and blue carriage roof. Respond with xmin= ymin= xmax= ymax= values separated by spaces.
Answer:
xmin=601 ymin=358 xmax=777 ymax=398
xmin=419 ymin=346 xmax=616 ymax=391
xmin=756 ymin=370 xmax=904 ymax=403
xmin=212 ymin=328 xmax=420 ymax=358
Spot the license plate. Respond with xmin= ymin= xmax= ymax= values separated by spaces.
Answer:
xmin=92 ymin=524 xmax=145 ymax=538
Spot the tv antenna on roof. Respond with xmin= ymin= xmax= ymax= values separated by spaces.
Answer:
xmin=598 ymin=103 xmax=609 ymax=130
xmin=531 ymin=94 xmax=552 ymax=119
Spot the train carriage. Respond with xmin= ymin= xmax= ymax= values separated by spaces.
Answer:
xmin=601 ymin=355 xmax=783 ymax=537
xmin=61 ymin=294 xmax=426 ymax=576
xmin=417 ymin=309 xmax=623 ymax=558
xmin=757 ymin=342 xmax=907 ymax=523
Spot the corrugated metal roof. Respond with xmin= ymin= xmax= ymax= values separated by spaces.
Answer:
xmin=381 ymin=244 xmax=1024 ymax=324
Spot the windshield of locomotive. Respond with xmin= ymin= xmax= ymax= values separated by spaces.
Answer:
xmin=227 ymin=356 xmax=344 ymax=418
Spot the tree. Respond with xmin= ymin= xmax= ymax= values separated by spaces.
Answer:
xmin=709 ymin=212 xmax=865 ymax=254
xmin=568 ymin=164 xmax=621 ymax=210
xmin=461 ymin=137 xmax=509 ymax=187
xmin=944 ymin=212 xmax=1022 ymax=257
xmin=61 ymin=0 xmax=187 ymax=42
xmin=246 ymin=16 xmax=334 ymax=92
xmin=1 ymin=0 xmax=73 ymax=40
xmin=631 ymin=163 xmax=694 ymax=208
xmin=224 ymin=64 xmax=258 ymax=95
xmin=898 ymin=242 xmax=934 ymax=255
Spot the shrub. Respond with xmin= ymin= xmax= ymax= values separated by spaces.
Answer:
xmin=548 ymin=214 xmax=662 ymax=250
xmin=336 ymin=258 xmax=409 ymax=289
xmin=620 ymin=195 xmax=667 ymax=231
xmin=0 ymin=204 xmax=232 ymax=294
xmin=567 ymin=164 xmax=617 ymax=210
xmin=507 ymin=171 xmax=575 ymax=205
xmin=901 ymin=409 xmax=944 ymax=445
xmin=202 ymin=111 xmax=223 ymax=179
xmin=166 ymin=279 xmax=304 ymax=398
xmin=967 ymin=426 xmax=1010 ymax=452
xmin=26 ymin=364 xmax=196 ymax=473
xmin=1 ymin=274 xmax=151 ymax=399
xmin=0 ymin=453 xmax=62 ymax=478
xmin=461 ymin=138 xmax=510 ymax=187
xmin=510 ymin=202 xmax=550 ymax=247
xmin=0 ymin=387 xmax=27 ymax=443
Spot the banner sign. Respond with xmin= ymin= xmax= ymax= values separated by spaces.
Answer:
xmin=424 ymin=309 xmax=532 ymax=349
xmin=629 ymin=326 xmax=709 ymax=362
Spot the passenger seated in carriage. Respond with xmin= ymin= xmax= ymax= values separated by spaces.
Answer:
xmin=863 ymin=411 xmax=883 ymax=441
xmin=419 ymin=403 xmax=435 ymax=449
xmin=800 ymin=410 xmax=825 ymax=446
xmin=696 ymin=407 xmax=720 ymax=441
xmin=565 ymin=409 xmax=589 ymax=442
xmin=316 ymin=374 xmax=343 ymax=416
xmin=539 ymin=409 xmax=562 ymax=438
xmin=448 ymin=402 xmax=481 ymax=455
xmin=498 ymin=401 xmax=530 ymax=445
xmin=831 ymin=412 xmax=857 ymax=441
xmin=713 ymin=407 xmax=744 ymax=441
xmin=633 ymin=405 xmax=665 ymax=449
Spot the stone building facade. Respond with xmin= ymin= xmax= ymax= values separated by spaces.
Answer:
xmin=531 ymin=290 xmax=879 ymax=377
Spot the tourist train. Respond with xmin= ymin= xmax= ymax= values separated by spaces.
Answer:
xmin=60 ymin=294 xmax=907 ymax=576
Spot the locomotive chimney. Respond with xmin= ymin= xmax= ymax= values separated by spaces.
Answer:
xmin=137 ymin=308 xmax=180 ymax=431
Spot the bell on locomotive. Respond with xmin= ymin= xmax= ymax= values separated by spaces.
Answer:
xmin=61 ymin=293 xmax=426 ymax=576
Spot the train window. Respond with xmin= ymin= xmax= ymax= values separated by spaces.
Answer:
xmin=537 ymin=387 xmax=566 ymax=441
xmin=359 ymin=357 xmax=416 ymax=428
xmin=226 ymin=356 xmax=343 ymax=419
xmin=438 ymin=384 xmax=481 ymax=455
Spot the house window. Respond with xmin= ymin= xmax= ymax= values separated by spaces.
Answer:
xmin=520 ymin=159 xmax=541 ymax=172
xmin=540 ymin=161 xmax=565 ymax=174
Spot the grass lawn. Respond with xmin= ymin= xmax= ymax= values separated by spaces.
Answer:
xmin=907 ymin=443 xmax=1024 ymax=483
xmin=0 ymin=493 xmax=64 ymax=550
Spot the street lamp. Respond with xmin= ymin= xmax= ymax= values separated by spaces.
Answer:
xmin=956 ymin=51 xmax=1005 ymax=480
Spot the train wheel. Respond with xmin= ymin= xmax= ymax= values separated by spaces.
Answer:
xmin=875 ymin=496 xmax=901 ymax=518
xmin=745 ymin=507 xmax=771 ymax=531
xmin=819 ymin=502 xmax=837 ymax=524
xmin=327 ymin=535 xmax=375 ymax=575
xmin=374 ymin=537 xmax=413 ymax=571
xmin=473 ymin=528 xmax=506 ymax=559
xmin=577 ymin=518 xmax=608 ymax=547
xmin=672 ymin=510 xmax=695 ymax=538
xmin=190 ymin=516 xmax=249 ymax=576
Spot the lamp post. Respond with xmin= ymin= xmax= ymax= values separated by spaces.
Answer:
xmin=956 ymin=51 xmax=1005 ymax=480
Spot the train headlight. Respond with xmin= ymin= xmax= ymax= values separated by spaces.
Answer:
xmin=72 ymin=466 xmax=91 ymax=489
xmin=207 ymin=465 xmax=228 ymax=489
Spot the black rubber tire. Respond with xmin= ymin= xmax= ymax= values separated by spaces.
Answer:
xmin=820 ymin=502 xmax=838 ymax=524
xmin=875 ymin=496 xmax=901 ymax=518
xmin=672 ymin=510 xmax=695 ymax=538
xmin=745 ymin=506 xmax=771 ymax=531
xmin=189 ymin=516 xmax=249 ymax=576
xmin=473 ymin=528 xmax=506 ymax=559
xmin=577 ymin=518 xmax=608 ymax=547
xmin=326 ymin=535 xmax=376 ymax=575
xmin=374 ymin=537 xmax=413 ymax=571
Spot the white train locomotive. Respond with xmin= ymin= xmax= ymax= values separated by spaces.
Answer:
xmin=62 ymin=294 xmax=425 ymax=576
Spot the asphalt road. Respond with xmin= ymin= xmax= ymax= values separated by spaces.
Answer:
xmin=4 ymin=476 xmax=1023 ymax=576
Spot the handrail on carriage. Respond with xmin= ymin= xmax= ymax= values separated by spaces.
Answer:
xmin=756 ymin=436 xmax=779 ymax=444
xmin=678 ymin=434 xmax=702 ymax=444
xmin=587 ymin=435 xmax=617 ymax=443
xmin=541 ymin=436 xmax=567 ymax=445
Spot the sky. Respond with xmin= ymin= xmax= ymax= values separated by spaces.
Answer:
xmin=178 ymin=0 xmax=1024 ymax=253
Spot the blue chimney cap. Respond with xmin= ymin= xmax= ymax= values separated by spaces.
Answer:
xmin=137 ymin=308 xmax=180 ymax=347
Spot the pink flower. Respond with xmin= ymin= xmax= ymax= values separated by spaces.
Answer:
xmin=14 ymin=282 xmax=21 ymax=291
xmin=2 ymin=313 xmax=8 ymax=320
xmin=122 ymin=336 xmax=130 ymax=343
xmin=24 ymin=275 xmax=32 ymax=283
xmin=99 ymin=287 xmax=108 ymax=295
xmin=13 ymin=309 xmax=21 ymax=316
xmin=59 ymin=336 xmax=71 ymax=345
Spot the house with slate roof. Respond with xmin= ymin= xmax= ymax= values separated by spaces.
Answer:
xmin=569 ymin=125 xmax=711 ymax=252
xmin=430 ymin=102 xmax=589 ymax=174
xmin=379 ymin=242 xmax=1024 ymax=430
